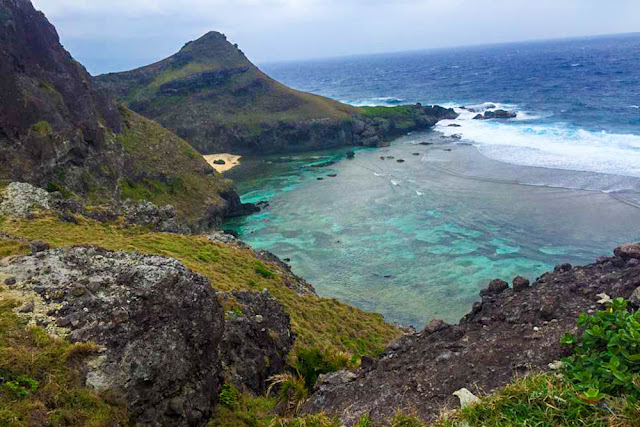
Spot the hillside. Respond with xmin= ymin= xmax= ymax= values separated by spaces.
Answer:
xmin=96 ymin=32 xmax=457 ymax=154
xmin=0 ymin=0 xmax=240 ymax=230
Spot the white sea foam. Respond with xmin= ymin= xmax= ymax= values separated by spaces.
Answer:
xmin=391 ymin=180 xmax=400 ymax=186
xmin=349 ymin=97 xmax=405 ymax=107
xmin=630 ymin=105 xmax=640 ymax=109
xmin=436 ymin=104 xmax=640 ymax=177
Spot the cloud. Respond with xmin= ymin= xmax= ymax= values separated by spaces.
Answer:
xmin=31 ymin=0 xmax=640 ymax=74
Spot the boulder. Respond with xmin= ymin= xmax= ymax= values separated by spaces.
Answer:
xmin=614 ymin=243 xmax=640 ymax=259
xmin=630 ymin=287 xmax=640 ymax=307
xmin=480 ymin=279 xmax=509 ymax=296
xmin=512 ymin=276 xmax=530 ymax=292
xmin=0 ymin=247 xmax=224 ymax=426
xmin=346 ymin=151 xmax=355 ymax=159
xmin=220 ymin=290 xmax=295 ymax=394
xmin=0 ymin=182 xmax=51 ymax=218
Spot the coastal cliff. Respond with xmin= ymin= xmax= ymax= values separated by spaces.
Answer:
xmin=0 ymin=0 xmax=243 ymax=230
xmin=95 ymin=32 xmax=457 ymax=154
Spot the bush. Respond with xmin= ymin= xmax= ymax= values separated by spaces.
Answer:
xmin=294 ymin=349 xmax=349 ymax=391
xmin=561 ymin=298 xmax=640 ymax=399
xmin=219 ymin=384 xmax=239 ymax=409
xmin=255 ymin=262 xmax=276 ymax=279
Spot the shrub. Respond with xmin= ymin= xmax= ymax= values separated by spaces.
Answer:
xmin=561 ymin=298 xmax=640 ymax=399
xmin=255 ymin=262 xmax=276 ymax=279
xmin=31 ymin=120 xmax=53 ymax=136
xmin=219 ymin=384 xmax=239 ymax=409
xmin=294 ymin=348 xmax=349 ymax=391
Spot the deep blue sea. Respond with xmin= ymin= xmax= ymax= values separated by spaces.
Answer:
xmin=226 ymin=34 xmax=640 ymax=327
xmin=263 ymin=33 xmax=640 ymax=177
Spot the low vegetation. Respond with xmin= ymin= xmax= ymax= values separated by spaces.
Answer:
xmin=0 ymin=214 xmax=400 ymax=365
xmin=0 ymin=299 xmax=127 ymax=426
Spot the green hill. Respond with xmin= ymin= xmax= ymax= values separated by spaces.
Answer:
xmin=96 ymin=32 xmax=457 ymax=154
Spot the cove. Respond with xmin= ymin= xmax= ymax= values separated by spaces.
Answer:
xmin=225 ymin=132 xmax=640 ymax=327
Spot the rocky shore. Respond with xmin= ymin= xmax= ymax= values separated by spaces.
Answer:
xmin=303 ymin=246 xmax=640 ymax=424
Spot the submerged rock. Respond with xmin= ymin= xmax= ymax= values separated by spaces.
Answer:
xmin=1 ymin=247 xmax=224 ymax=426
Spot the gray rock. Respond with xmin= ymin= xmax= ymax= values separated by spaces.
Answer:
xmin=220 ymin=290 xmax=295 ymax=394
xmin=512 ymin=276 xmax=530 ymax=292
xmin=0 ymin=182 xmax=51 ymax=218
xmin=480 ymin=279 xmax=509 ymax=296
xmin=614 ymin=243 xmax=640 ymax=259
xmin=1 ymin=247 xmax=224 ymax=426
xmin=29 ymin=240 xmax=50 ymax=254
xmin=631 ymin=287 xmax=640 ymax=307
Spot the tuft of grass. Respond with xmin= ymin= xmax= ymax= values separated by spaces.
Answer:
xmin=0 ymin=298 xmax=127 ymax=426
xmin=30 ymin=121 xmax=53 ymax=137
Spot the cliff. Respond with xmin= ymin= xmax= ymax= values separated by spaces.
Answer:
xmin=95 ymin=32 xmax=457 ymax=154
xmin=0 ymin=0 xmax=241 ymax=230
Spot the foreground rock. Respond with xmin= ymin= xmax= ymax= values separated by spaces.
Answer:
xmin=0 ymin=247 xmax=224 ymax=426
xmin=221 ymin=290 xmax=295 ymax=394
xmin=304 ymin=245 xmax=640 ymax=424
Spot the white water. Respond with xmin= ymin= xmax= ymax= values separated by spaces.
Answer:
xmin=435 ymin=103 xmax=640 ymax=178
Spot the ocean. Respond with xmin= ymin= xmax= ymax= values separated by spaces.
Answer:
xmin=225 ymin=34 xmax=640 ymax=327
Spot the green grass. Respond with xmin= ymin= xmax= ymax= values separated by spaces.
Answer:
xmin=0 ymin=214 xmax=400 ymax=365
xmin=30 ymin=121 xmax=53 ymax=137
xmin=0 ymin=298 xmax=127 ymax=426
xmin=434 ymin=374 xmax=640 ymax=427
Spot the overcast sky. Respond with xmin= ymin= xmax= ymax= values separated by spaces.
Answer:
xmin=32 ymin=0 xmax=640 ymax=76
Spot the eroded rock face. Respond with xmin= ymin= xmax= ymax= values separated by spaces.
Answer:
xmin=303 ymin=246 xmax=640 ymax=425
xmin=221 ymin=290 xmax=295 ymax=394
xmin=0 ymin=246 xmax=224 ymax=426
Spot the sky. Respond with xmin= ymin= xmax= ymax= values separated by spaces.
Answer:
xmin=32 ymin=0 xmax=640 ymax=76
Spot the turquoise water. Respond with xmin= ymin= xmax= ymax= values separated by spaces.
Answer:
xmin=226 ymin=134 xmax=640 ymax=326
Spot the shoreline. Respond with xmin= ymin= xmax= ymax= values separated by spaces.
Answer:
xmin=203 ymin=153 xmax=242 ymax=172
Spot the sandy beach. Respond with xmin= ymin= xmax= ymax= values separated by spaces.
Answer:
xmin=203 ymin=153 xmax=242 ymax=172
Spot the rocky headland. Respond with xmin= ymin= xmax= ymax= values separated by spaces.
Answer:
xmin=95 ymin=33 xmax=457 ymax=154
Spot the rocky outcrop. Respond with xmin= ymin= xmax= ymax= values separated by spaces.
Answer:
xmin=303 ymin=245 xmax=640 ymax=425
xmin=221 ymin=290 xmax=295 ymax=394
xmin=473 ymin=109 xmax=517 ymax=120
xmin=0 ymin=246 xmax=225 ymax=426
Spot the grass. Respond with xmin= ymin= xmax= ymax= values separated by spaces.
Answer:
xmin=0 ymin=298 xmax=127 ymax=426
xmin=434 ymin=374 xmax=640 ymax=427
xmin=0 ymin=214 xmax=400 ymax=364
xmin=30 ymin=121 xmax=53 ymax=137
